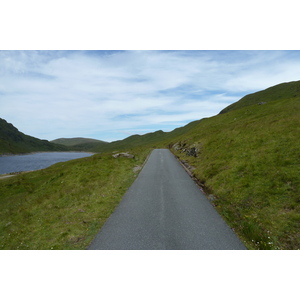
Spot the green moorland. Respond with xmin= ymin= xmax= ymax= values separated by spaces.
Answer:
xmin=0 ymin=148 xmax=150 ymax=249
xmin=166 ymin=95 xmax=300 ymax=250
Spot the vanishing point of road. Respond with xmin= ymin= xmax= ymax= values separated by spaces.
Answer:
xmin=88 ymin=149 xmax=246 ymax=250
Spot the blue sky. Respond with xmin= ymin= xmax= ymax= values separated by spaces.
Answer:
xmin=1 ymin=50 xmax=300 ymax=142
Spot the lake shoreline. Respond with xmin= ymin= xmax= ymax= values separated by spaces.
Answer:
xmin=0 ymin=170 xmax=35 ymax=179
xmin=0 ymin=151 xmax=96 ymax=157
xmin=0 ymin=152 xmax=95 ymax=175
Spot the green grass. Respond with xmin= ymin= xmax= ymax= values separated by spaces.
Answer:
xmin=169 ymin=96 xmax=300 ymax=249
xmin=0 ymin=148 xmax=150 ymax=249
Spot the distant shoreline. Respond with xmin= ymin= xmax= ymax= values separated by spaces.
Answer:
xmin=0 ymin=151 xmax=96 ymax=157
xmin=0 ymin=170 xmax=34 ymax=180
xmin=0 ymin=152 xmax=96 ymax=176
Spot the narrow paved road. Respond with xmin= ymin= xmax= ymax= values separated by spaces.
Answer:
xmin=88 ymin=149 xmax=246 ymax=250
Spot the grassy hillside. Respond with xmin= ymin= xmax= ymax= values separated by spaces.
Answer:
xmin=167 ymin=85 xmax=300 ymax=249
xmin=0 ymin=148 xmax=150 ymax=249
xmin=219 ymin=80 xmax=300 ymax=114
xmin=91 ymin=130 xmax=167 ymax=152
xmin=80 ymin=123 xmax=204 ymax=153
xmin=0 ymin=118 xmax=68 ymax=154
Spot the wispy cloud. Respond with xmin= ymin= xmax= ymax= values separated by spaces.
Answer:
xmin=1 ymin=50 xmax=300 ymax=141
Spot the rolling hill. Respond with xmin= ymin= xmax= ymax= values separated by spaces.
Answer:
xmin=51 ymin=137 xmax=108 ymax=151
xmin=51 ymin=137 xmax=107 ymax=147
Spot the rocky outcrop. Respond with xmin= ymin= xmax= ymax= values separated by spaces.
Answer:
xmin=112 ymin=152 xmax=135 ymax=159
xmin=172 ymin=141 xmax=200 ymax=157
xmin=133 ymin=165 xmax=142 ymax=173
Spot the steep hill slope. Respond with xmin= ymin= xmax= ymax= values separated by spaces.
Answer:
xmin=167 ymin=81 xmax=300 ymax=249
xmin=219 ymin=80 xmax=300 ymax=114
xmin=0 ymin=118 xmax=68 ymax=154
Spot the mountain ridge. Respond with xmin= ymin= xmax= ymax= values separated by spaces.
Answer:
xmin=0 ymin=118 xmax=69 ymax=155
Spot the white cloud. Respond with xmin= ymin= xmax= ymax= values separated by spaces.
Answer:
xmin=1 ymin=50 xmax=300 ymax=142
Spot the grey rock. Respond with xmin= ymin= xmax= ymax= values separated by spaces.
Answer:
xmin=112 ymin=152 xmax=135 ymax=159
xmin=208 ymin=194 xmax=217 ymax=202
xmin=133 ymin=165 xmax=142 ymax=173
xmin=187 ymin=147 xmax=198 ymax=157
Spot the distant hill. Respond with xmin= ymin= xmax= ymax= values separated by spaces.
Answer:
xmin=75 ymin=122 xmax=205 ymax=153
xmin=0 ymin=118 xmax=68 ymax=155
xmin=51 ymin=137 xmax=108 ymax=152
xmin=90 ymin=130 xmax=167 ymax=152
xmin=51 ymin=137 xmax=107 ymax=147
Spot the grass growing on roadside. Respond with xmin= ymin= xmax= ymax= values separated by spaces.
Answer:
xmin=0 ymin=148 xmax=150 ymax=250
xmin=170 ymin=97 xmax=300 ymax=250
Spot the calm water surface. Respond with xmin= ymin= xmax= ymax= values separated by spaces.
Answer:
xmin=0 ymin=152 xmax=94 ymax=175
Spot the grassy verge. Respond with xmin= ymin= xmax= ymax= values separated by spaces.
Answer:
xmin=170 ymin=97 xmax=300 ymax=250
xmin=0 ymin=148 xmax=150 ymax=250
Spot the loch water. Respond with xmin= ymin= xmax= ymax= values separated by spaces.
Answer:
xmin=0 ymin=152 xmax=94 ymax=175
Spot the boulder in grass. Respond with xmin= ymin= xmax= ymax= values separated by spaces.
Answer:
xmin=112 ymin=152 xmax=135 ymax=159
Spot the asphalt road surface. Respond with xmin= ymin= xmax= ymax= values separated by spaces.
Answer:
xmin=88 ymin=149 xmax=246 ymax=250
